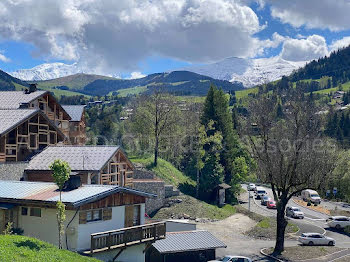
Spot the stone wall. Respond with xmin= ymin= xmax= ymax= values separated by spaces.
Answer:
xmin=133 ymin=180 xmax=165 ymax=215
xmin=133 ymin=169 xmax=155 ymax=180
xmin=0 ymin=162 xmax=28 ymax=181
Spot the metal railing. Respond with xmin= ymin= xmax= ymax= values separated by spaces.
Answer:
xmin=90 ymin=221 xmax=166 ymax=254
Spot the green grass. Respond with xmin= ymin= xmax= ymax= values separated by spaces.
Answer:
xmin=235 ymin=87 xmax=258 ymax=99
xmin=246 ymin=216 xmax=298 ymax=239
xmin=38 ymin=86 xmax=91 ymax=98
xmin=130 ymin=156 xmax=196 ymax=187
xmin=0 ymin=235 xmax=98 ymax=262
xmin=153 ymin=194 xmax=236 ymax=220
xmin=116 ymin=86 xmax=148 ymax=97
xmin=35 ymin=73 xmax=117 ymax=91
xmin=13 ymin=82 xmax=28 ymax=91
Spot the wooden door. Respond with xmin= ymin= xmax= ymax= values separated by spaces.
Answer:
xmin=124 ymin=205 xmax=134 ymax=227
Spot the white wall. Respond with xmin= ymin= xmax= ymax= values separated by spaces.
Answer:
xmin=77 ymin=206 xmax=125 ymax=250
xmin=92 ymin=243 xmax=146 ymax=262
xmin=18 ymin=206 xmax=79 ymax=251
xmin=77 ymin=203 xmax=145 ymax=251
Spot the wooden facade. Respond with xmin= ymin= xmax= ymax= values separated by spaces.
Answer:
xmin=100 ymin=150 xmax=134 ymax=187
xmin=0 ymin=113 xmax=64 ymax=162
xmin=25 ymin=148 xmax=134 ymax=187
xmin=68 ymin=112 xmax=86 ymax=145
xmin=28 ymin=92 xmax=71 ymax=139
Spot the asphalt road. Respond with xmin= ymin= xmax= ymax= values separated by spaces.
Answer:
xmin=241 ymin=184 xmax=350 ymax=249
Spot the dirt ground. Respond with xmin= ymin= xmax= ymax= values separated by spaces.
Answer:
xmin=197 ymin=213 xmax=256 ymax=236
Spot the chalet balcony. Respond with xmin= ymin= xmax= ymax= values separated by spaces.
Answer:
xmin=87 ymin=222 xmax=166 ymax=255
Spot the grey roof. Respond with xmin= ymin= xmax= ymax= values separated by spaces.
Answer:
xmin=26 ymin=145 xmax=121 ymax=171
xmin=62 ymin=105 xmax=85 ymax=121
xmin=0 ymin=109 xmax=39 ymax=135
xmin=0 ymin=162 xmax=28 ymax=181
xmin=0 ymin=180 xmax=156 ymax=208
xmin=152 ymin=230 xmax=226 ymax=254
xmin=0 ymin=91 xmax=47 ymax=109
xmin=0 ymin=109 xmax=65 ymax=138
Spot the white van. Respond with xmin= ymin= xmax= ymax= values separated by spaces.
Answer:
xmin=255 ymin=187 xmax=267 ymax=199
xmin=301 ymin=189 xmax=321 ymax=204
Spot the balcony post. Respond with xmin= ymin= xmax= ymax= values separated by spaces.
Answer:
xmin=90 ymin=235 xmax=94 ymax=254
xmin=108 ymin=232 xmax=111 ymax=250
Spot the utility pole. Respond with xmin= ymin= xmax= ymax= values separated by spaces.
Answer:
xmin=248 ymin=187 xmax=251 ymax=212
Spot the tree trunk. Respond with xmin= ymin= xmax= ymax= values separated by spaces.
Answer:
xmin=154 ymin=136 xmax=159 ymax=167
xmin=274 ymin=198 xmax=288 ymax=255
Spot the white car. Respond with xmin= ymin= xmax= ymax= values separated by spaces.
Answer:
xmin=209 ymin=256 xmax=252 ymax=262
xmin=327 ymin=216 xmax=350 ymax=229
xmin=248 ymin=183 xmax=256 ymax=191
xmin=286 ymin=206 xmax=304 ymax=219
xmin=298 ymin=233 xmax=335 ymax=246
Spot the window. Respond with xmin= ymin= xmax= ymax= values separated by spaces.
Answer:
xmin=30 ymin=208 xmax=41 ymax=217
xmin=133 ymin=205 xmax=141 ymax=226
xmin=86 ymin=209 xmax=102 ymax=222
xmin=21 ymin=207 xmax=28 ymax=216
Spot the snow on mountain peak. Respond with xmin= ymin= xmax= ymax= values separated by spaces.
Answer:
xmin=184 ymin=56 xmax=308 ymax=87
xmin=10 ymin=62 xmax=84 ymax=81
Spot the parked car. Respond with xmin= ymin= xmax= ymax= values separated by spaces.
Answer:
xmin=286 ymin=206 xmax=304 ymax=219
xmin=301 ymin=189 xmax=321 ymax=204
xmin=209 ymin=256 xmax=252 ymax=262
xmin=255 ymin=187 xmax=267 ymax=199
xmin=298 ymin=233 xmax=335 ymax=246
xmin=327 ymin=216 xmax=350 ymax=229
xmin=261 ymin=195 xmax=271 ymax=206
xmin=248 ymin=183 xmax=256 ymax=191
xmin=267 ymin=200 xmax=276 ymax=209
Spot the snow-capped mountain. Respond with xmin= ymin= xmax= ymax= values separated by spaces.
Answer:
xmin=184 ymin=56 xmax=308 ymax=87
xmin=10 ymin=62 xmax=85 ymax=81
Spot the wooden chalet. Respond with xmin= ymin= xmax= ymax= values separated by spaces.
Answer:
xmin=0 ymin=88 xmax=71 ymax=138
xmin=0 ymin=180 xmax=165 ymax=261
xmin=25 ymin=145 xmax=134 ymax=187
xmin=62 ymin=105 xmax=87 ymax=145
xmin=0 ymin=109 xmax=65 ymax=163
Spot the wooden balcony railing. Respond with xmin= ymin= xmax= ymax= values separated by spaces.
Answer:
xmin=89 ymin=222 xmax=166 ymax=254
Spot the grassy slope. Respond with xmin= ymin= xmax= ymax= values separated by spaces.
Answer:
xmin=235 ymin=87 xmax=258 ymax=99
xmin=130 ymin=156 xmax=236 ymax=220
xmin=130 ymin=156 xmax=195 ymax=187
xmin=35 ymin=73 xmax=117 ymax=90
xmin=115 ymin=86 xmax=148 ymax=97
xmin=153 ymin=194 xmax=236 ymax=220
xmin=39 ymin=86 xmax=91 ymax=98
xmin=0 ymin=235 xmax=98 ymax=262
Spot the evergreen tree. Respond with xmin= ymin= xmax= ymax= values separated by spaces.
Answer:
xmin=201 ymin=85 xmax=249 ymax=202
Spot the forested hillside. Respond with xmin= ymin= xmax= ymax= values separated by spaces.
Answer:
xmin=290 ymin=45 xmax=350 ymax=83
xmin=0 ymin=69 xmax=28 ymax=91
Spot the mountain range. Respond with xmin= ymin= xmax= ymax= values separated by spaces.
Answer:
xmin=10 ymin=56 xmax=307 ymax=88
xmin=35 ymin=71 xmax=243 ymax=96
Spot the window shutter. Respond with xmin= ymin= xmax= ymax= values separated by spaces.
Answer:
xmin=79 ymin=211 xmax=87 ymax=224
xmin=103 ymin=208 xmax=112 ymax=221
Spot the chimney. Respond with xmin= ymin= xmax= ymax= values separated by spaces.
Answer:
xmin=63 ymin=175 xmax=81 ymax=191
xmin=28 ymin=83 xmax=37 ymax=94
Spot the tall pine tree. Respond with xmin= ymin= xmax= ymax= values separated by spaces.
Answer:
xmin=200 ymin=85 xmax=248 ymax=202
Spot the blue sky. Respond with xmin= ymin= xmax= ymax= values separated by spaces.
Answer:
xmin=0 ymin=0 xmax=350 ymax=78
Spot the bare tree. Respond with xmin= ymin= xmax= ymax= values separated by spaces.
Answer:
xmin=130 ymin=89 xmax=181 ymax=166
xmin=243 ymin=91 xmax=336 ymax=254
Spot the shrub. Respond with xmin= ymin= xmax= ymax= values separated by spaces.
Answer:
xmin=344 ymin=225 xmax=350 ymax=235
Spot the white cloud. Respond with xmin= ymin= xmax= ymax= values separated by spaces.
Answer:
xmin=0 ymin=52 xmax=10 ymax=62
xmin=280 ymin=35 xmax=328 ymax=62
xmin=330 ymin=37 xmax=350 ymax=52
xmin=0 ymin=0 xmax=270 ymax=74
xmin=127 ymin=72 xmax=146 ymax=79
xmin=268 ymin=0 xmax=350 ymax=31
